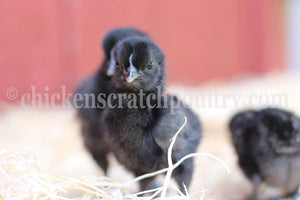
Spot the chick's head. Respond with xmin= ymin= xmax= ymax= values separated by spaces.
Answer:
xmin=112 ymin=37 xmax=165 ymax=92
xmin=258 ymin=108 xmax=300 ymax=154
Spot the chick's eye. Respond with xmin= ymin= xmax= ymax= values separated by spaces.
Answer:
xmin=146 ymin=61 xmax=154 ymax=70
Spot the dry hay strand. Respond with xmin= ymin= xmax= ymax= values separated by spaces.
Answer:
xmin=0 ymin=117 xmax=230 ymax=200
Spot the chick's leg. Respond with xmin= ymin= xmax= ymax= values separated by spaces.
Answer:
xmin=134 ymin=171 xmax=156 ymax=192
xmin=91 ymin=151 xmax=109 ymax=176
xmin=173 ymin=159 xmax=194 ymax=195
xmin=81 ymin=121 xmax=110 ymax=175
xmin=248 ymin=175 xmax=261 ymax=200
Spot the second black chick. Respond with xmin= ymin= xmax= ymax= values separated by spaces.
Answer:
xmin=103 ymin=36 xmax=202 ymax=193
xmin=230 ymin=108 xmax=300 ymax=200
xmin=74 ymin=28 xmax=147 ymax=175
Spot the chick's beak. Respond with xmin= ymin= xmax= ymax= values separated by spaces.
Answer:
xmin=125 ymin=65 xmax=140 ymax=83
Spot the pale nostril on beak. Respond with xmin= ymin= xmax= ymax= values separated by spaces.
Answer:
xmin=126 ymin=54 xmax=139 ymax=83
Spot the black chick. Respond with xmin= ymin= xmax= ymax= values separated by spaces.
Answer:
xmin=230 ymin=108 xmax=300 ymax=200
xmin=74 ymin=28 xmax=147 ymax=175
xmin=103 ymin=37 xmax=202 ymax=193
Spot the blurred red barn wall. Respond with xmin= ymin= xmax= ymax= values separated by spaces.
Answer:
xmin=0 ymin=0 xmax=285 ymax=101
